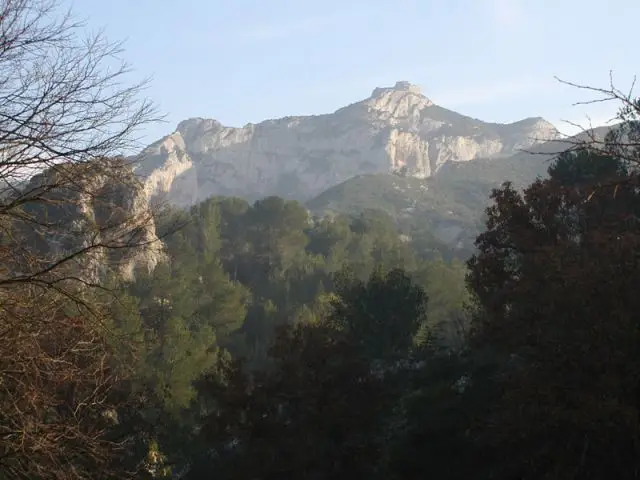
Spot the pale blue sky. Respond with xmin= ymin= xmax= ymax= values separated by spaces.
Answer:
xmin=67 ymin=0 xmax=638 ymax=143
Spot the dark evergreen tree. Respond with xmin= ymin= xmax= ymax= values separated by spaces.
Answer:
xmin=467 ymin=148 xmax=640 ymax=479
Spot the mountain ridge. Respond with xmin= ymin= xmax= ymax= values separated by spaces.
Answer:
xmin=305 ymin=125 xmax=614 ymax=251
xmin=135 ymin=81 xmax=559 ymax=207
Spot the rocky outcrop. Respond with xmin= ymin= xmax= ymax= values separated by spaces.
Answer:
xmin=135 ymin=81 xmax=558 ymax=206
xmin=12 ymin=159 xmax=165 ymax=284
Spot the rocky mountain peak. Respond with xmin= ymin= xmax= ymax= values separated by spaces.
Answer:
xmin=501 ymin=116 xmax=559 ymax=146
xmin=365 ymin=81 xmax=434 ymax=120
xmin=136 ymin=81 xmax=558 ymax=207
xmin=371 ymin=80 xmax=425 ymax=97
xmin=176 ymin=117 xmax=224 ymax=140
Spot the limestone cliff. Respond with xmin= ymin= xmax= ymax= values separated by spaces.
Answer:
xmin=12 ymin=159 xmax=165 ymax=284
xmin=136 ymin=81 xmax=558 ymax=206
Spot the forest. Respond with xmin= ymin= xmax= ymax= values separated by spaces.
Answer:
xmin=98 ymin=141 xmax=640 ymax=480
xmin=101 ymin=192 xmax=470 ymax=475
xmin=2 ymin=1 xmax=640 ymax=479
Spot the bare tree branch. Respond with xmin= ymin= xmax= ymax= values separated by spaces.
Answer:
xmin=551 ymin=72 xmax=640 ymax=166
xmin=0 ymin=1 xmax=168 ymax=478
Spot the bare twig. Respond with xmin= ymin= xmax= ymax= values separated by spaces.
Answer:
xmin=0 ymin=1 xmax=166 ymax=478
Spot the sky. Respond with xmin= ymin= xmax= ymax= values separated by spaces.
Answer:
xmin=66 ymin=0 xmax=639 ymax=144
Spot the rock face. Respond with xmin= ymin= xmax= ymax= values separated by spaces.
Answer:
xmin=13 ymin=159 xmax=165 ymax=283
xmin=136 ymin=81 xmax=558 ymax=207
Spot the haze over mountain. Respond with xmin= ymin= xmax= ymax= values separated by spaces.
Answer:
xmin=136 ymin=81 xmax=559 ymax=207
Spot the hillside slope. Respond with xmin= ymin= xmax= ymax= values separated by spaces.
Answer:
xmin=307 ymin=126 xmax=613 ymax=251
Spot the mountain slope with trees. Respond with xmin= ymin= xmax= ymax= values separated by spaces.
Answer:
xmin=3 ymin=1 xmax=640 ymax=479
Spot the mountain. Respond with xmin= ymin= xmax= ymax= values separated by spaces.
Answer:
xmin=306 ymin=127 xmax=614 ymax=251
xmin=136 ymin=81 xmax=558 ymax=207
xmin=306 ymin=172 xmax=489 ymax=253
xmin=10 ymin=159 xmax=165 ymax=283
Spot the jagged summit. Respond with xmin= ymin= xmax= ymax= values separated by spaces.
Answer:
xmin=371 ymin=80 xmax=424 ymax=98
xmin=176 ymin=117 xmax=224 ymax=136
xmin=363 ymin=80 xmax=434 ymax=119
xmin=136 ymin=82 xmax=559 ymax=208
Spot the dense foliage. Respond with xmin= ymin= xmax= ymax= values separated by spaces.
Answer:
xmin=467 ymin=148 xmax=640 ymax=479
xmin=97 ymin=140 xmax=640 ymax=479
xmin=94 ymin=193 xmax=470 ymax=477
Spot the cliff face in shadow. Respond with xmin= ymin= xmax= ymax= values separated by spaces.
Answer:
xmin=5 ymin=158 xmax=165 ymax=285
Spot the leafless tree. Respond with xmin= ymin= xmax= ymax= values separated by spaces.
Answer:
xmin=0 ymin=1 xmax=165 ymax=478
xmin=555 ymin=72 xmax=640 ymax=165
xmin=0 ymin=288 xmax=129 ymax=479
